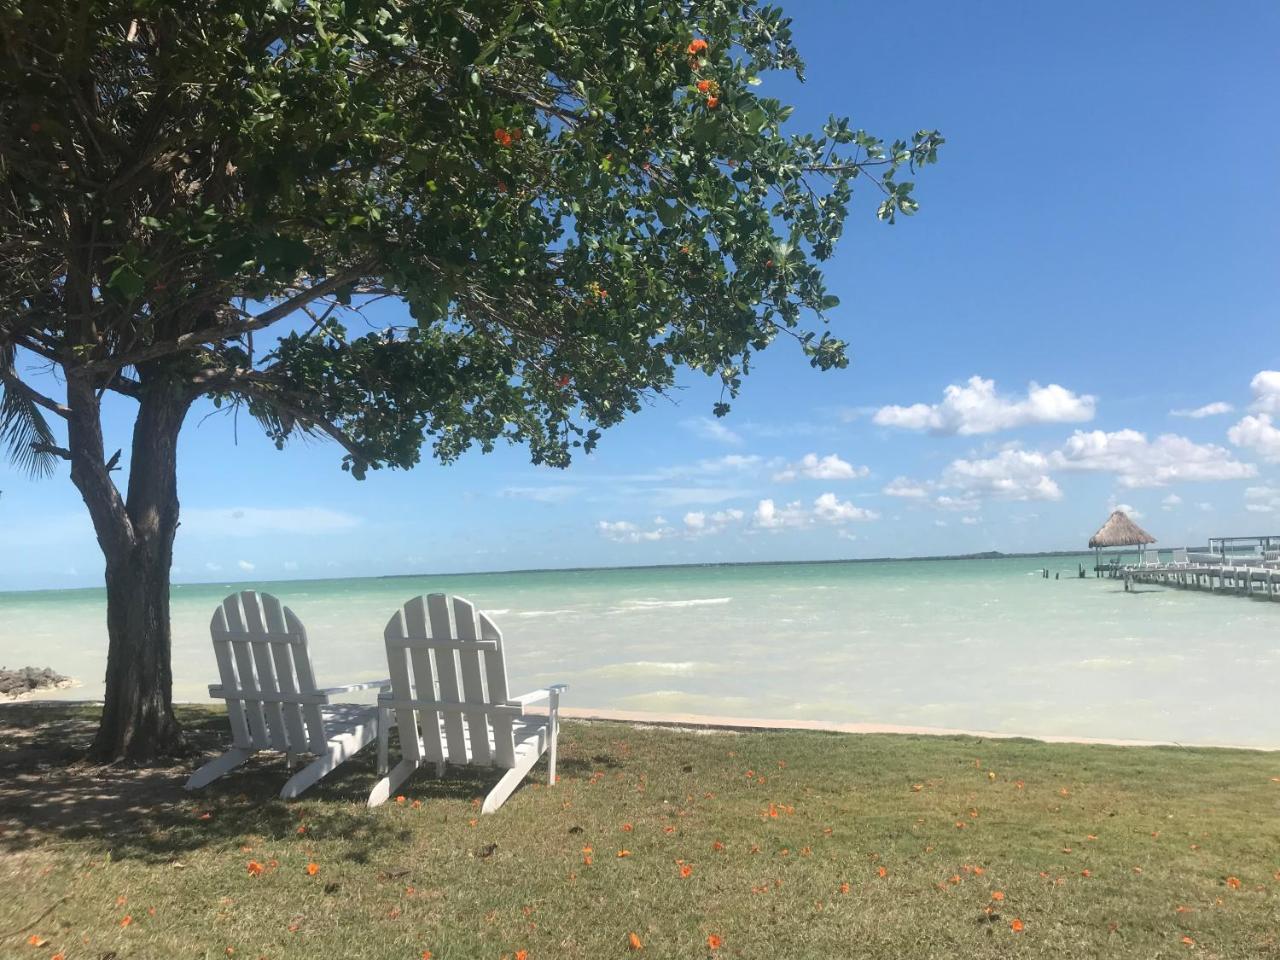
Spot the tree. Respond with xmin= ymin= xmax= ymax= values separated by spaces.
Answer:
xmin=0 ymin=0 xmax=942 ymax=761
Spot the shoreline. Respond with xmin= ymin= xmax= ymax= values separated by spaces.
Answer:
xmin=10 ymin=700 xmax=1276 ymax=752
xmin=538 ymin=707 xmax=1279 ymax=751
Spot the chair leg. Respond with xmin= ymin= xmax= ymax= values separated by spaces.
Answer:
xmin=186 ymin=747 xmax=253 ymax=791
xmin=481 ymin=751 xmax=542 ymax=814
xmin=368 ymin=758 xmax=418 ymax=808
xmin=548 ymin=690 xmax=560 ymax=786
xmin=280 ymin=721 xmax=379 ymax=800
xmin=376 ymin=706 xmax=390 ymax=777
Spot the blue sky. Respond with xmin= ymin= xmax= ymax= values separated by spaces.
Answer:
xmin=4 ymin=1 xmax=1279 ymax=591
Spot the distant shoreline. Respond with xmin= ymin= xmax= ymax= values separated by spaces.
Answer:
xmin=4 ymin=549 xmax=1118 ymax=596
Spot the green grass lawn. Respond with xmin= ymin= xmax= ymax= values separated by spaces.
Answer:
xmin=1 ymin=704 xmax=1278 ymax=959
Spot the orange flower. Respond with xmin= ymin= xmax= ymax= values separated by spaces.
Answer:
xmin=696 ymin=79 xmax=712 ymax=93
xmin=705 ymin=96 xmax=719 ymax=109
xmin=911 ymin=783 xmax=923 ymax=792
xmin=198 ymin=811 xmax=213 ymax=820
xmin=617 ymin=849 xmax=631 ymax=858
xmin=306 ymin=862 xmax=319 ymax=876
xmin=839 ymin=882 xmax=850 ymax=894
xmin=991 ymin=891 xmax=1005 ymax=901
xmin=663 ymin=826 xmax=676 ymax=834
xmin=468 ymin=819 xmax=478 ymax=827
xmin=876 ymin=867 xmax=887 ymax=878
xmin=51 ymin=955 xmax=65 ymax=960
xmin=247 ymin=860 xmax=264 ymax=876
xmin=120 ymin=915 xmax=133 ymax=927
xmin=627 ymin=931 xmax=643 ymax=950
xmin=422 ymin=952 xmax=433 ymax=959
xmin=412 ymin=799 xmax=422 ymax=809
xmin=621 ymin=823 xmax=633 ymax=832
xmin=767 ymin=804 xmax=778 ymax=818
xmin=515 ymin=951 xmax=529 ymax=960
xmin=493 ymin=128 xmax=513 ymax=148
xmin=706 ymin=934 xmax=723 ymax=950
xmin=1015 ymin=780 xmax=1025 ymax=789
xmin=1081 ymin=869 xmax=1092 ymax=878
xmin=687 ymin=38 xmax=708 ymax=55
xmin=26 ymin=935 xmax=48 ymax=946
xmin=1181 ymin=937 xmax=1195 ymax=946
xmin=680 ymin=864 xmax=693 ymax=878
xmin=395 ymin=795 xmax=406 ymax=805
xmin=296 ymin=825 xmax=307 ymax=835
xmin=712 ymin=840 xmax=724 ymax=851
xmin=1176 ymin=905 xmax=1194 ymax=914
xmin=1010 ymin=919 xmax=1025 ymax=933
xmin=947 ymin=874 xmax=962 ymax=885
xmin=1226 ymin=875 xmax=1242 ymax=889
xmin=973 ymin=866 xmax=986 ymax=876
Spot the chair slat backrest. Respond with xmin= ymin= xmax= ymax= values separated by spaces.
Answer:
xmin=210 ymin=591 xmax=326 ymax=754
xmin=384 ymin=594 xmax=515 ymax=768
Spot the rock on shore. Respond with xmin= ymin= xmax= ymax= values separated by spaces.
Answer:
xmin=0 ymin=666 xmax=72 ymax=699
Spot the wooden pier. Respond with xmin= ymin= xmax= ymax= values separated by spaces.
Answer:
xmin=1115 ymin=536 xmax=1280 ymax=599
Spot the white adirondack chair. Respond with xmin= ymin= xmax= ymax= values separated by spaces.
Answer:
xmin=187 ymin=591 xmax=390 ymax=799
xmin=369 ymin=594 xmax=567 ymax=813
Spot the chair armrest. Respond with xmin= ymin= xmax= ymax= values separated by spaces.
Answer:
xmin=509 ymin=683 xmax=569 ymax=707
xmin=321 ymin=678 xmax=393 ymax=697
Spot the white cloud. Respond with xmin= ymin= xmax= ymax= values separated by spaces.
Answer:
xmin=1228 ymin=414 xmax=1280 ymax=463
xmin=683 ymin=508 xmax=744 ymax=536
xmin=499 ymin=485 xmax=580 ymax=503
xmin=1161 ymin=494 xmax=1182 ymax=510
xmin=754 ymin=494 xmax=878 ymax=530
xmin=773 ymin=453 xmax=868 ymax=482
xmin=1244 ymin=485 xmax=1280 ymax=513
xmin=873 ymin=376 xmax=1096 ymax=436
xmin=600 ymin=509 xmax=746 ymax=543
xmin=960 ymin=516 xmax=980 ymax=526
xmin=182 ymin=506 xmax=361 ymax=538
xmin=682 ymin=416 xmax=743 ymax=445
xmin=1171 ymin=401 xmax=1234 ymax=418
xmin=1108 ymin=502 xmax=1143 ymax=521
xmin=283 ymin=561 xmax=299 ymax=571
xmin=942 ymin=449 xmax=1063 ymax=501
xmin=812 ymin=492 xmax=879 ymax=523
xmin=935 ymin=519 xmax=948 ymax=527
xmin=237 ymin=560 xmax=256 ymax=572
xmin=597 ymin=519 xmax=671 ymax=543
xmin=1053 ymin=429 xmax=1256 ymax=487
xmin=1248 ymin=371 xmax=1280 ymax=414
xmin=753 ymin=498 xmax=807 ymax=530
xmin=205 ymin=562 xmax=222 ymax=572
xmin=882 ymin=477 xmax=930 ymax=499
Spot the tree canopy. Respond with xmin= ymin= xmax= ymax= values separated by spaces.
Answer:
xmin=1 ymin=0 xmax=942 ymax=483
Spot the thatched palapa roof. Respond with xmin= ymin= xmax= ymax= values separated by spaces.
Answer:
xmin=1088 ymin=510 xmax=1156 ymax=549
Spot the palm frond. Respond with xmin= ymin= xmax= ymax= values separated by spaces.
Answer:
xmin=0 ymin=344 xmax=58 ymax=479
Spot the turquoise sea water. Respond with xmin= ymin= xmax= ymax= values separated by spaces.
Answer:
xmin=2 ymin=555 xmax=1278 ymax=747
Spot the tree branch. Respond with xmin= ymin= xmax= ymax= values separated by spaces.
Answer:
xmin=229 ymin=379 xmax=370 ymax=464
xmin=0 ymin=366 xmax=70 ymax=418
xmin=78 ymin=267 xmax=371 ymax=374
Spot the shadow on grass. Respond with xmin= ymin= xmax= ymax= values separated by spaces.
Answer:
xmin=0 ymin=702 xmax=604 ymax=864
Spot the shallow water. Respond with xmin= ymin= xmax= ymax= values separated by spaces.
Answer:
xmin=3 ymin=555 xmax=1277 ymax=747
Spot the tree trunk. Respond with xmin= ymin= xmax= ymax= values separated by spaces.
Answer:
xmin=93 ymin=532 xmax=186 ymax=761
xmin=65 ymin=368 xmax=193 ymax=762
